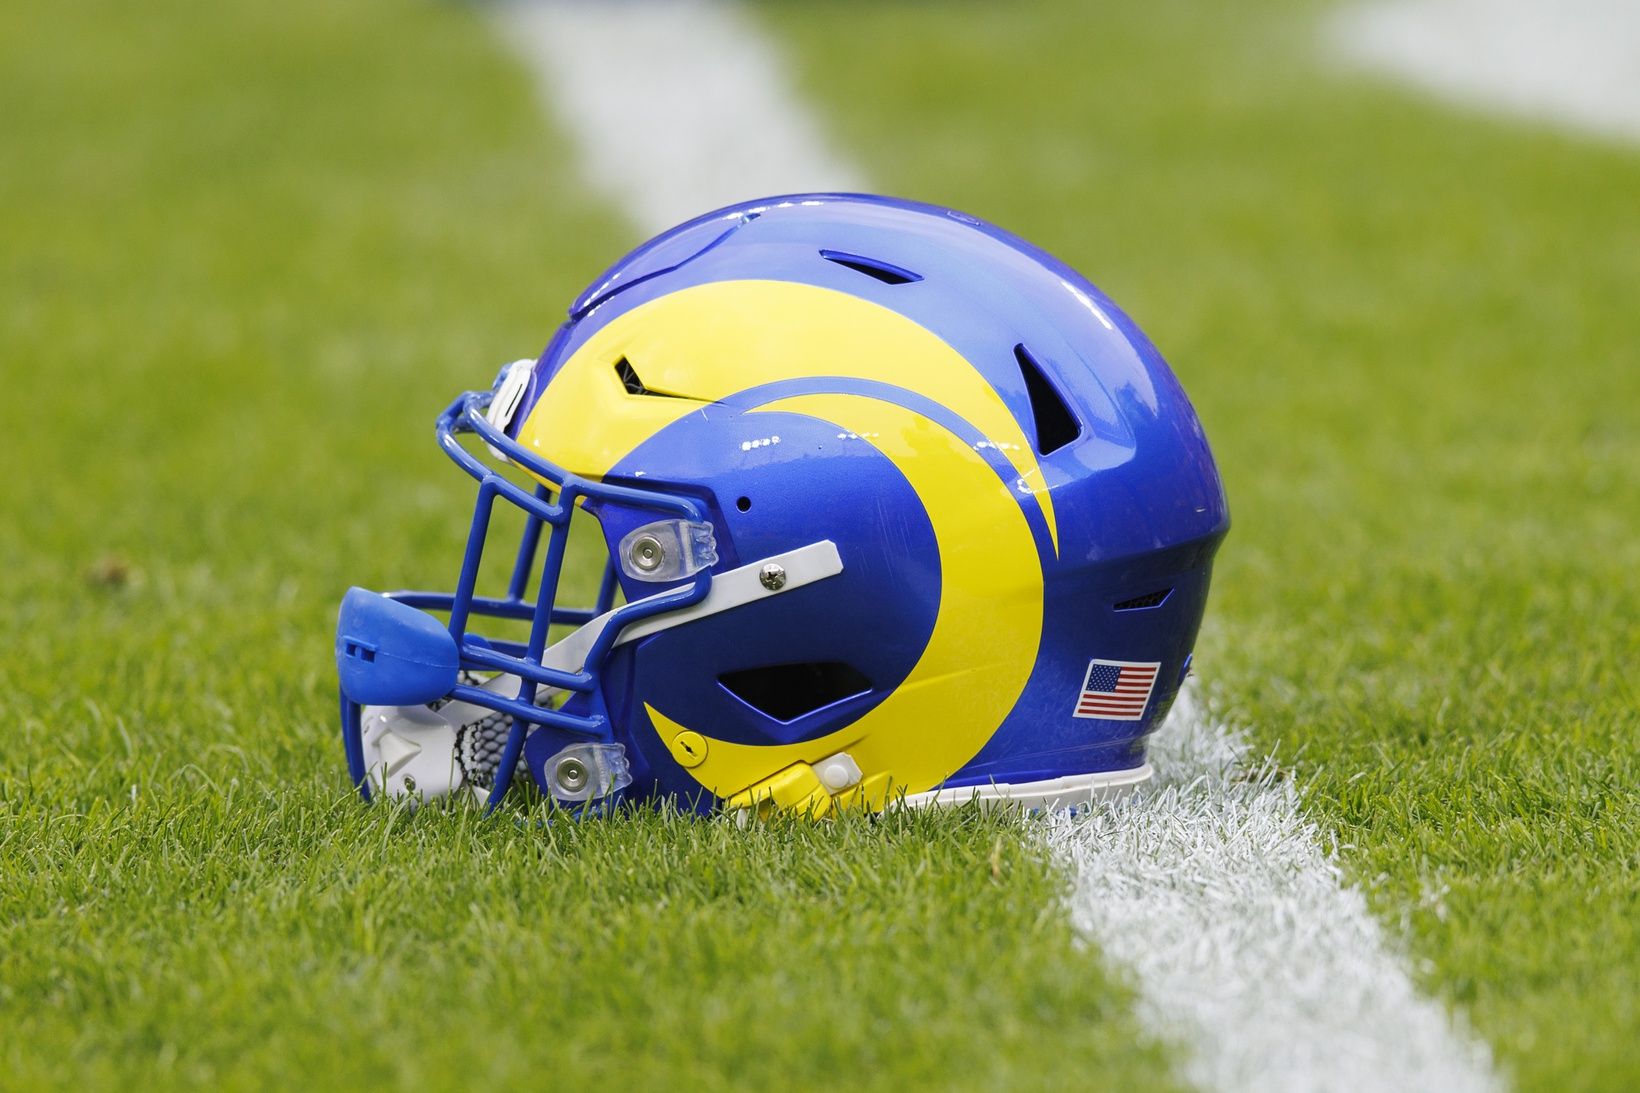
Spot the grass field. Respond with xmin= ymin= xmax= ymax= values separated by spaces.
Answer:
xmin=762 ymin=3 xmax=1640 ymax=1087
xmin=2 ymin=0 xmax=1637 ymax=1088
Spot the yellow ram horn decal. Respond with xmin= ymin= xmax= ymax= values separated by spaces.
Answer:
xmin=515 ymin=280 xmax=1050 ymax=807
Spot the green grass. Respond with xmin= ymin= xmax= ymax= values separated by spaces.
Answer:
xmin=7 ymin=0 xmax=1640 ymax=1087
xmin=3 ymin=792 xmax=1175 ymax=1088
xmin=762 ymin=0 xmax=1640 ymax=1088
xmin=0 ymin=0 xmax=1176 ymax=1087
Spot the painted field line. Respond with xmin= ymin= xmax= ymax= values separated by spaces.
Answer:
xmin=488 ymin=0 xmax=865 ymax=236
xmin=487 ymin=3 xmax=1498 ymax=1089
xmin=1329 ymin=0 xmax=1640 ymax=144
xmin=1044 ymin=683 xmax=1497 ymax=1092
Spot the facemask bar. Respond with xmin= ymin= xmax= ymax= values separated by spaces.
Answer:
xmin=340 ymin=385 xmax=715 ymax=812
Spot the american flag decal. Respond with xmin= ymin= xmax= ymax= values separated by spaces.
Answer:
xmin=1073 ymin=659 xmax=1161 ymax=721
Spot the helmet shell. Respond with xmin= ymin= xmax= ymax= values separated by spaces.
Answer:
xmin=507 ymin=195 xmax=1227 ymax=809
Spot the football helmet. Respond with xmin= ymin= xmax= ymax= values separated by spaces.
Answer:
xmin=335 ymin=194 xmax=1228 ymax=816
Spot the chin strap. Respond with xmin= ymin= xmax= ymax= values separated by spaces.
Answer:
xmin=361 ymin=672 xmax=539 ymax=804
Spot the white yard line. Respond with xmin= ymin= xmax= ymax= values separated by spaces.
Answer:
xmin=1044 ymin=684 xmax=1498 ymax=1092
xmin=1329 ymin=0 xmax=1640 ymax=144
xmin=488 ymin=4 xmax=1500 ymax=1089
xmin=488 ymin=0 xmax=865 ymax=236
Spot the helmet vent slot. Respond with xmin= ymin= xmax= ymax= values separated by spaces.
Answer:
xmin=1014 ymin=344 xmax=1082 ymax=455
xmin=718 ymin=661 xmax=872 ymax=723
xmin=1113 ymin=588 xmax=1173 ymax=611
xmin=819 ymin=249 xmax=923 ymax=286
xmin=614 ymin=356 xmax=686 ymax=398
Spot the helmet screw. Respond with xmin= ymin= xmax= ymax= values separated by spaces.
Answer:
xmin=759 ymin=563 xmax=787 ymax=591
xmin=628 ymin=534 xmax=665 ymax=574
xmin=555 ymin=756 xmax=589 ymax=794
xmin=401 ymin=774 xmax=417 ymax=794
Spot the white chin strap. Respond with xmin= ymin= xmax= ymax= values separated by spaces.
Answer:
xmin=363 ymin=540 xmax=844 ymax=805
xmin=361 ymin=673 xmax=520 ymax=804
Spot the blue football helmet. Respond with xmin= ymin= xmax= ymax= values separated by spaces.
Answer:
xmin=335 ymin=194 xmax=1228 ymax=816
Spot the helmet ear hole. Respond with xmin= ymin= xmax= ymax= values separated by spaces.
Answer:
xmin=719 ymin=662 xmax=872 ymax=723
xmin=736 ymin=496 xmax=752 ymax=512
